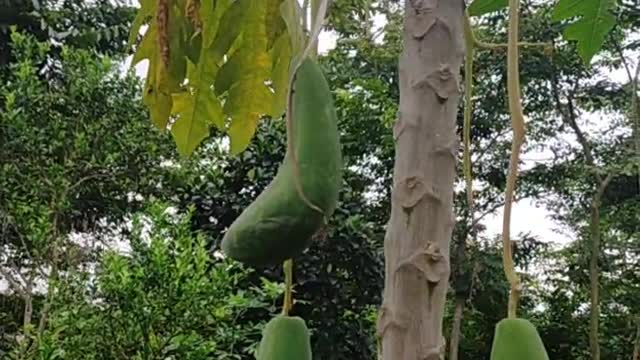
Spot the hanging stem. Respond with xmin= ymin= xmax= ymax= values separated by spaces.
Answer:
xmin=632 ymin=58 xmax=640 ymax=192
xmin=464 ymin=13 xmax=551 ymax=52
xmin=302 ymin=0 xmax=309 ymax=30
xmin=282 ymin=259 xmax=294 ymax=315
xmin=310 ymin=0 xmax=321 ymax=57
xmin=463 ymin=12 xmax=475 ymax=220
xmin=503 ymin=0 xmax=525 ymax=319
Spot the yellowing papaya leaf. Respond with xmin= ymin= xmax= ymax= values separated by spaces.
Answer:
xmin=266 ymin=0 xmax=286 ymax=49
xmin=170 ymin=88 xmax=223 ymax=156
xmin=133 ymin=25 xmax=174 ymax=129
xmin=467 ymin=0 xmax=508 ymax=17
xmin=127 ymin=0 xmax=156 ymax=50
xmin=226 ymin=77 xmax=274 ymax=154
xmin=269 ymin=33 xmax=292 ymax=118
xmin=132 ymin=5 xmax=187 ymax=130
xmin=224 ymin=49 xmax=274 ymax=154
xmin=551 ymin=0 xmax=616 ymax=64
xmin=173 ymin=33 xmax=226 ymax=157
xmin=223 ymin=1 xmax=273 ymax=154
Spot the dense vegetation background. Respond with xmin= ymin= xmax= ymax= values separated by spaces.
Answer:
xmin=0 ymin=0 xmax=638 ymax=359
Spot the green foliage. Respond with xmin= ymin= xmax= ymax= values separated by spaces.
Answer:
xmin=468 ymin=0 xmax=508 ymax=17
xmin=129 ymin=0 xmax=307 ymax=156
xmin=0 ymin=30 xmax=175 ymax=264
xmin=551 ymin=0 xmax=617 ymax=63
xmin=29 ymin=204 xmax=281 ymax=359
xmin=0 ymin=0 xmax=136 ymax=69
xmin=467 ymin=0 xmax=617 ymax=64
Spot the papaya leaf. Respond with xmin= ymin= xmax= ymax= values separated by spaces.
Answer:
xmin=132 ymin=5 xmax=187 ymax=130
xmin=223 ymin=1 xmax=274 ymax=154
xmin=214 ymin=51 xmax=243 ymax=95
xmin=185 ymin=31 xmax=202 ymax=64
xmin=127 ymin=0 xmax=156 ymax=50
xmin=226 ymin=75 xmax=273 ymax=154
xmin=467 ymin=0 xmax=508 ymax=16
xmin=266 ymin=0 xmax=287 ymax=49
xmin=133 ymin=25 xmax=174 ymax=129
xmin=551 ymin=0 xmax=616 ymax=64
xmin=280 ymin=0 xmax=305 ymax=58
xmin=171 ymin=46 xmax=224 ymax=157
xmin=129 ymin=0 xmax=299 ymax=155
xmin=209 ymin=0 xmax=248 ymax=57
xmin=170 ymin=88 xmax=223 ymax=157
xmin=201 ymin=0 xmax=231 ymax=48
xmin=187 ymin=47 xmax=219 ymax=86
xmin=269 ymin=32 xmax=292 ymax=118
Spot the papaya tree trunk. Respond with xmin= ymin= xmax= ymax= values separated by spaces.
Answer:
xmin=378 ymin=1 xmax=464 ymax=359
xmin=449 ymin=298 xmax=465 ymax=360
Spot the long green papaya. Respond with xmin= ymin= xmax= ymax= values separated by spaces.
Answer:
xmin=490 ymin=318 xmax=550 ymax=360
xmin=221 ymin=57 xmax=342 ymax=267
xmin=256 ymin=315 xmax=312 ymax=360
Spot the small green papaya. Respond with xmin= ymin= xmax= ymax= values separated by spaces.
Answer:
xmin=221 ymin=57 xmax=342 ymax=267
xmin=256 ymin=315 xmax=312 ymax=360
xmin=490 ymin=318 xmax=550 ymax=360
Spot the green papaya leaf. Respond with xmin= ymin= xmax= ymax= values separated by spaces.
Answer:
xmin=467 ymin=0 xmax=508 ymax=16
xmin=214 ymin=51 xmax=244 ymax=95
xmin=201 ymin=0 xmax=231 ymax=48
xmin=280 ymin=0 xmax=305 ymax=58
xmin=551 ymin=0 xmax=616 ymax=64
xmin=209 ymin=0 xmax=248 ymax=57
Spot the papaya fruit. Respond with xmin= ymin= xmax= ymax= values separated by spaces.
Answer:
xmin=221 ymin=57 xmax=342 ymax=267
xmin=256 ymin=315 xmax=312 ymax=360
xmin=490 ymin=318 xmax=550 ymax=360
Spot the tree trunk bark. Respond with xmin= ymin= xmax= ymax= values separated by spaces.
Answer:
xmin=377 ymin=1 xmax=464 ymax=359
xmin=449 ymin=298 xmax=465 ymax=360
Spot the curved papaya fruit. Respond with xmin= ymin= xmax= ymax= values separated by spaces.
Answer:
xmin=221 ymin=57 xmax=342 ymax=267
xmin=490 ymin=318 xmax=550 ymax=360
xmin=256 ymin=315 xmax=312 ymax=360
